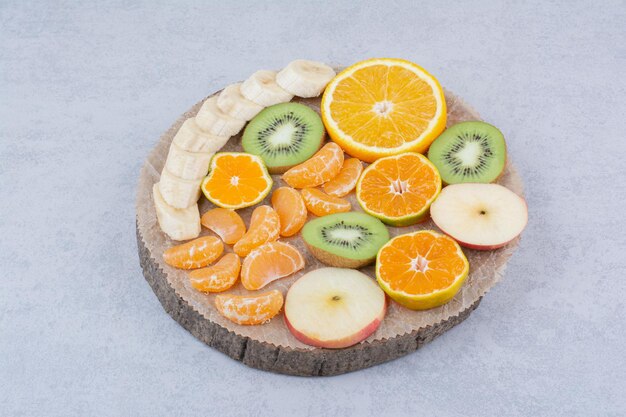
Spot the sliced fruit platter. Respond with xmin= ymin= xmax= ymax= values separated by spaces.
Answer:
xmin=136 ymin=58 xmax=527 ymax=376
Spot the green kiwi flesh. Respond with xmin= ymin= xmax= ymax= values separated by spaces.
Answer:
xmin=302 ymin=212 xmax=390 ymax=268
xmin=242 ymin=102 xmax=324 ymax=174
xmin=427 ymin=121 xmax=506 ymax=184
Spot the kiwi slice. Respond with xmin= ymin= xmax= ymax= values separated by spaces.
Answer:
xmin=302 ymin=212 xmax=390 ymax=268
xmin=242 ymin=102 xmax=324 ymax=174
xmin=427 ymin=121 xmax=506 ymax=184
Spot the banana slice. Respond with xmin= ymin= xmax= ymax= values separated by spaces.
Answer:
xmin=195 ymin=96 xmax=246 ymax=137
xmin=240 ymin=70 xmax=294 ymax=107
xmin=217 ymin=83 xmax=264 ymax=121
xmin=172 ymin=118 xmax=230 ymax=153
xmin=276 ymin=60 xmax=336 ymax=98
xmin=159 ymin=168 xmax=202 ymax=209
xmin=164 ymin=142 xmax=213 ymax=180
xmin=152 ymin=183 xmax=200 ymax=241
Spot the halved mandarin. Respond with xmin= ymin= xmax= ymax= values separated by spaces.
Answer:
xmin=233 ymin=205 xmax=280 ymax=257
xmin=301 ymin=188 xmax=351 ymax=217
xmin=322 ymin=158 xmax=363 ymax=197
xmin=356 ymin=152 xmax=441 ymax=226
xmin=282 ymin=142 xmax=344 ymax=189
xmin=215 ymin=290 xmax=284 ymax=325
xmin=163 ymin=236 xmax=223 ymax=270
xmin=189 ymin=253 xmax=241 ymax=293
xmin=201 ymin=152 xmax=272 ymax=209
xmin=321 ymin=58 xmax=447 ymax=162
xmin=376 ymin=230 xmax=469 ymax=310
xmin=241 ymin=241 xmax=305 ymax=290
xmin=271 ymin=187 xmax=307 ymax=237
xmin=200 ymin=208 xmax=246 ymax=245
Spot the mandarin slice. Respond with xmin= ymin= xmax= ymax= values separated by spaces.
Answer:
xmin=233 ymin=205 xmax=280 ymax=257
xmin=375 ymin=230 xmax=469 ymax=310
xmin=282 ymin=142 xmax=344 ymax=188
xmin=215 ymin=290 xmax=284 ymax=325
xmin=271 ymin=187 xmax=307 ymax=237
xmin=189 ymin=253 xmax=241 ymax=293
xmin=356 ymin=152 xmax=441 ymax=226
xmin=301 ymin=188 xmax=351 ymax=217
xmin=240 ymin=241 xmax=305 ymax=291
xmin=322 ymin=158 xmax=363 ymax=197
xmin=200 ymin=208 xmax=246 ymax=245
xmin=163 ymin=236 xmax=224 ymax=270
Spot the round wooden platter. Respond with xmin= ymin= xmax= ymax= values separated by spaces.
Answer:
xmin=136 ymin=89 xmax=524 ymax=377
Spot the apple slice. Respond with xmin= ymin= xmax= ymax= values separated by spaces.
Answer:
xmin=430 ymin=183 xmax=528 ymax=250
xmin=284 ymin=268 xmax=386 ymax=349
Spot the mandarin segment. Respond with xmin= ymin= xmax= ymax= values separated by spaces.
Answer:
xmin=214 ymin=290 xmax=284 ymax=325
xmin=241 ymin=241 xmax=305 ymax=290
xmin=282 ymin=142 xmax=344 ymax=188
xmin=189 ymin=253 xmax=241 ymax=293
xmin=271 ymin=187 xmax=307 ymax=237
xmin=322 ymin=158 xmax=363 ymax=197
xmin=233 ymin=205 xmax=280 ymax=257
xmin=200 ymin=208 xmax=246 ymax=245
xmin=163 ymin=236 xmax=224 ymax=270
xmin=376 ymin=230 xmax=469 ymax=310
xmin=301 ymin=188 xmax=351 ymax=217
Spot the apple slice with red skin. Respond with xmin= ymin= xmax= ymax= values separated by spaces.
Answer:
xmin=284 ymin=268 xmax=386 ymax=349
xmin=430 ymin=183 xmax=528 ymax=250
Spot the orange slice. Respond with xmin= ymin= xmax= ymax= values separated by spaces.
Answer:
xmin=233 ymin=205 xmax=280 ymax=257
xmin=200 ymin=208 xmax=246 ymax=245
xmin=271 ymin=187 xmax=307 ymax=237
xmin=376 ymin=230 xmax=469 ymax=310
xmin=189 ymin=253 xmax=241 ymax=293
xmin=163 ymin=236 xmax=223 ymax=270
xmin=356 ymin=152 xmax=441 ymax=226
xmin=282 ymin=142 xmax=344 ymax=188
xmin=322 ymin=158 xmax=363 ymax=197
xmin=201 ymin=152 xmax=272 ymax=209
xmin=321 ymin=58 xmax=446 ymax=162
xmin=241 ymin=241 xmax=305 ymax=290
xmin=301 ymin=188 xmax=351 ymax=217
xmin=215 ymin=290 xmax=284 ymax=325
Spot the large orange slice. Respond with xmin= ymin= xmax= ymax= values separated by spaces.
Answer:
xmin=282 ymin=142 xmax=344 ymax=188
xmin=356 ymin=152 xmax=441 ymax=226
xmin=215 ymin=290 xmax=284 ymax=325
xmin=321 ymin=58 xmax=446 ymax=162
xmin=200 ymin=208 xmax=246 ymax=245
xmin=301 ymin=188 xmax=351 ymax=217
xmin=322 ymin=158 xmax=363 ymax=197
xmin=163 ymin=236 xmax=223 ymax=270
xmin=376 ymin=230 xmax=469 ymax=310
xmin=271 ymin=187 xmax=307 ymax=237
xmin=241 ymin=241 xmax=305 ymax=290
xmin=201 ymin=152 xmax=272 ymax=209
xmin=189 ymin=253 xmax=241 ymax=293
xmin=233 ymin=205 xmax=280 ymax=257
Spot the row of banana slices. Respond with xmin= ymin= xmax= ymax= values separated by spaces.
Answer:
xmin=153 ymin=60 xmax=337 ymax=241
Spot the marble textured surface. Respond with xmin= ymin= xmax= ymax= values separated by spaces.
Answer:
xmin=1 ymin=1 xmax=624 ymax=416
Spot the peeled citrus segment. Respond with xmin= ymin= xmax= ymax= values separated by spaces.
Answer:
xmin=376 ymin=230 xmax=469 ymax=310
xmin=301 ymin=188 xmax=351 ymax=217
xmin=322 ymin=158 xmax=363 ymax=197
xmin=271 ymin=187 xmax=307 ymax=237
xmin=163 ymin=236 xmax=224 ymax=270
xmin=201 ymin=152 xmax=272 ymax=209
xmin=321 ymin=58 xmax=447 ymax=162
xmin=241 ymin=241 xmax=305 ymax=290
xmin=215 ymin=290 xmax=284 ymax=325
xmin=356 ymin=152 xmax=441 ymax=226
xmin=189 ymin=253 xmax=241 ymax=293
xmin=200 ymin=208 xmax=246 ymax=245
xmin=233 ymin=205 xmax=280 ymax=257
xmin=282 ymin=142 xmax=344 ymax=188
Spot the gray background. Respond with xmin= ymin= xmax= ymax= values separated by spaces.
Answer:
xmin=1 ymin=1 xmax=625 ymax=416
